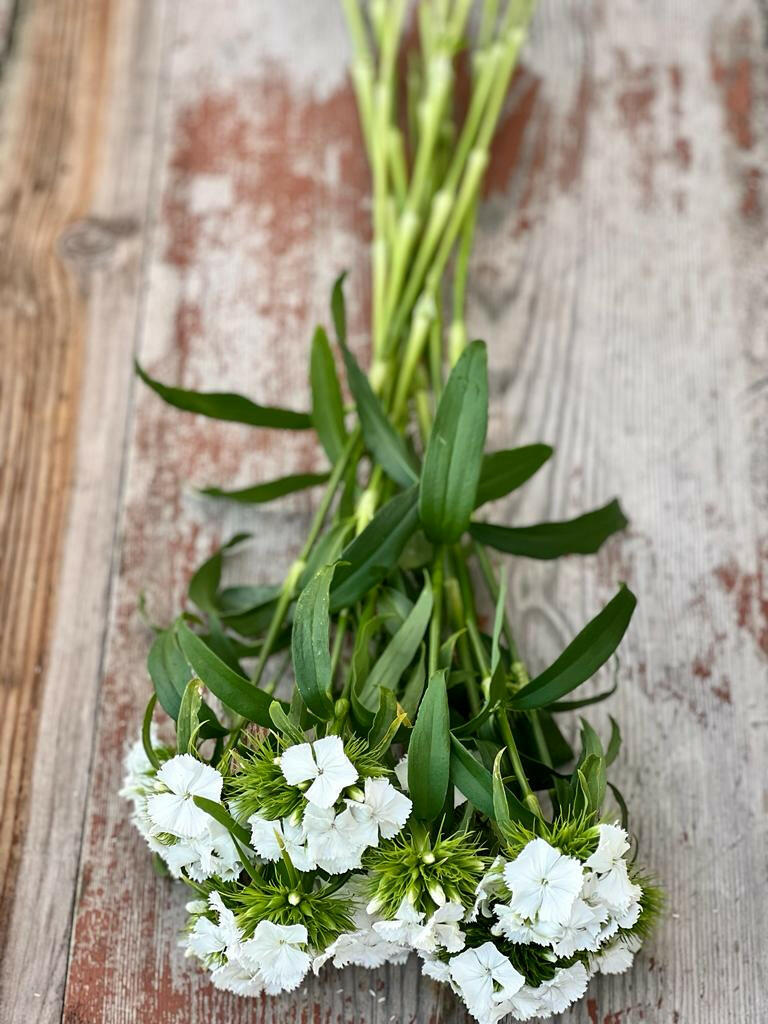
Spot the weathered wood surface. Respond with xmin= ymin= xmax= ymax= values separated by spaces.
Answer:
xmin=1 ymin=1 xmax=766 ymax=1022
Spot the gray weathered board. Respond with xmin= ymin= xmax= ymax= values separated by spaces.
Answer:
xmin=1 ymin=1 xmax=766 ymax=1022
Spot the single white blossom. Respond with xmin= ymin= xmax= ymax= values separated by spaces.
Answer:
xmin=146 ymin=754 xmax=223 ymax=838
xmin=420 ymin=954 xmax=454 ymax=984
xmin=280 ymin=735 xmax=357 ymax=808
xmin=536 ymin=962 xmax=590 ymax=1015
xmin=503 ymin=838 xmax=583 ymax=925
xmin=248 ymin=814 xmax=315 ymax=872
xmin=186 ymin=890 xmax=242 ymax=965
xmin=586 ymin=823 xmax=630 ymax=873
xmin=240 ymin=921 xmax=310 ymax=993
xmin=302 ymin=803 xmax=365 ymax=873
xmin=506 ymin=984 xmax=546 ymax=1021
xmin=360 ymin=776 xmax=412 ymax=839
xmin=594 ymin=935 xmax=640 ymax=974
xmin=313 ymin=926 xmax=406 ymax=971
xmin=160 ymin=819 xmax=241 ymax=882
xmin=594 ymin=856 xmax=637 ymax=912
xmin=371 ymin=896 xmax=425 ymax=945
xmin=551 ymin=898 xmax=605 ymax=957
xmin=414 ymin=901 xmax=466 ymax=954
xmin=449 ymin=942 xmax=525 ymax=1022
xmin=210 ymin=959 xmax=264 ymax=997
xmin=491 ymin=904 xmax=561 ymax=947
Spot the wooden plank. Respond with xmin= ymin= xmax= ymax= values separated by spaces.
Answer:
xmin=0 ymin=0 xmax=759 ymax=1023
xmin=0 ymin=0 xmax=171 ymax=1020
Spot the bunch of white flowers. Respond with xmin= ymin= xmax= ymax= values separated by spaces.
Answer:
xmin=123 ymin=728 xmax=656 ymax=1014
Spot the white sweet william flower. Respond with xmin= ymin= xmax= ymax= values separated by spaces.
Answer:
xmin=491 ymin=904 xmax=561 ymax=947
xmin=594 ymin=856 xmax=637 ymax=912
xmin=303 ymin=804 xmax=365 ymax=873
xmin=414 ymin=901 xmax=466 ymax=954
xmin=161 ymin=819 xmax=241 ymax=882
xmin=240 ymin=921 xmax=311 ymax=993
xmin=371 ymin=896 xmax=425 ymax=946
xmin=210 ymin=959 xmax=264 ymax=997
xmin=146 ymin=754 xmax=223 ymax=838
xmin=615 ymin=884 xmax=642 ymax=928
xmin=536 ymin=962 xmax=590 ymax=1015
xmin=503 ymin=838 xmax=583 ymax=925
xmin=361 ymin=776 xmax=412 ymax=838
xmin=586 ymin=823 xmax=630 ymax=873
xmin=279 ymin=735 xmax=357 ymax=808
xmin=186 ymin=890 xmax=242 ymax=965
xmin=448 ymin=942 xmax=525 ymax=1022
xmin=248 ymin=814 xmax=315 ymax=872
xmin=394 ymin=754 xmax=409 ymax=791
xmin=595 ymin=934 xmax=642 ymax=975
xmin=551 ymin=898 xmax=605 ymax=957
xmin=506 ymin=984 xmax=546 ymax=1022
xmin=313 ymin=925 xmax=405 ymax=971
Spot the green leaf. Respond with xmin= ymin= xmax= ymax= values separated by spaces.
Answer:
xmin=192 ymin=796 xmax=251 ymax=846
xmin=449 ymin=735 xmax=494 ymax=817
xmin=217 ymin=584 xmax=281 ymax=617
xmin=310 ymin=326 xmax=348 ymax=463
xmin=367 ymin=688 xmax=400 ymax=749
xmin=578 ymin=753 xmax=606 ymax=814
xmin=356 ymin=575 xmax=433 ymax=717
xmin=291 ymin=563 xmax=338 ymax=721
xmin=177 ymin=678 xmax=203 ymax=754
xmin=200 ymin=472 xmax=329 ymax=504
xmin=331 ymin=272 xmax=348 ymax=346
xmin=490 ymin=566 xmax=508 ymax=674
xmin=269 ymin=700 xmax=306 ymax=745
xmin=142 ymin=694 xmax=161 ymax=770
xmin=330 ymin=487 xmax=420 ymax=611
xmin=135 ymin=360 xmax=312 ymax=429
xmin=301 ymin=519 xmax=355 ymax=587
xmin=510 ymin=586 xmax=637 ymax=710
xmin=188 ymin=534 xmax=251 ymax=614
xmin=148 ymin=627 xmax=192 ymax=718
xmin=546 ymin=682 xmax=618 ymax=712
xmin=341 ymin=343 xmax=418 ymax=488
xmin=147 ymin=627 xmax=227 ymax=738
xmin=176 ymin=620 xmax=278 ymax=726
xmin=605 ymin=716 xmax=622 ymax=766
xmin=475 ymin=445 xmax=553 ymax=508
xmin=408 ymin=670 xmax=450 ymax=821
xmin=470 ymin=499 xmax=628 ymax=560
xmin=350 ymin=614 xmax=387 ymax=728
xmin=420 ymin=340 xmax=488 ymax=543
xmin=400 ymin=644 xmax=426 ymax=721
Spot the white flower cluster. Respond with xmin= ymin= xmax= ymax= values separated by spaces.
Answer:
xmin=248 ymin=736 xmax=412 ymax=874
xmin=120 ymin=741 xmax=240 ymax=882
xmin=123 ymin=739 xmax=645 ymax=1016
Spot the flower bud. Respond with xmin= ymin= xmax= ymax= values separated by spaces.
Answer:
xmin=422 ymin=851 xmax=436 ymax=865
xmin=427 ymin=881 xmax=446 ymax=906
xmin=347 ymin=785 xmax=365 ymax=803
xmin=287 ymin=891 xmax=301 ymax=907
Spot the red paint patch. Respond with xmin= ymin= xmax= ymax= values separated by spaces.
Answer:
xmin=559 ymin=68 xmax=593 ymax=190
xmin=710 ymin=26 xmax=754 ymax=151
xmin=713 ymin=544 xmax=768 ymax=657
xmin=588 ymin=997 xmax=599 ymax=1024
xmin=711 ymin=678 xmax=732 ymax=704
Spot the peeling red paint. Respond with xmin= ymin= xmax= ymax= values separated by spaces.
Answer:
xmin=559 ymin=67 xmax=593 ymax=191
xmin=711 ymin=678 xmax=732 ymax=705
xmin=710 ymin=25 xmax=754 ymax=151
xmin=588 ymin=997 xmax=599 ymax=1024
xmin=713 ymin=544 xmax=768 ymax=656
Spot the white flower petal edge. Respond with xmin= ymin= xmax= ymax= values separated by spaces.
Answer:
xmin=362 ymin=776 xmax=412 ymax=839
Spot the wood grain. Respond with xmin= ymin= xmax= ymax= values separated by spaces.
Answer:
xmin=1 ymin=0 xmax=766 ymax=1022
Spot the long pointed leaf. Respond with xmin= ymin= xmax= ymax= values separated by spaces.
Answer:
xmin=341 ymin=343 xmax=418 ymax=488
xmin=310 ymin=325 xmax=348 ymax=463
xmin=470 ymin=499 xmax=628 ymax=559
xmin=475 ymin=445 xmax=553 ymax=508
xmin=200 ymin=472 xmax=329 ymax=504
xmin=291 ymin=563 xmax=338 ymax=721
xmin=330 ymin=487 xmax=420 ymax=611
xmin=408 ymin=670 xmax=450 ymax=821
xmin=420 ymin=340 xmax=488 ymax=543
xmin=176 ymin=621 xmax=278 ymax=726
xmin=511 ymin=586 xmax=636 ymax=710
xmin=136 ymin=361 xmax=312 ymax=429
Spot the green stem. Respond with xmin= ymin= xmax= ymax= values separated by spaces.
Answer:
xmin=497 ymin=705 xmax=543 ymax=817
